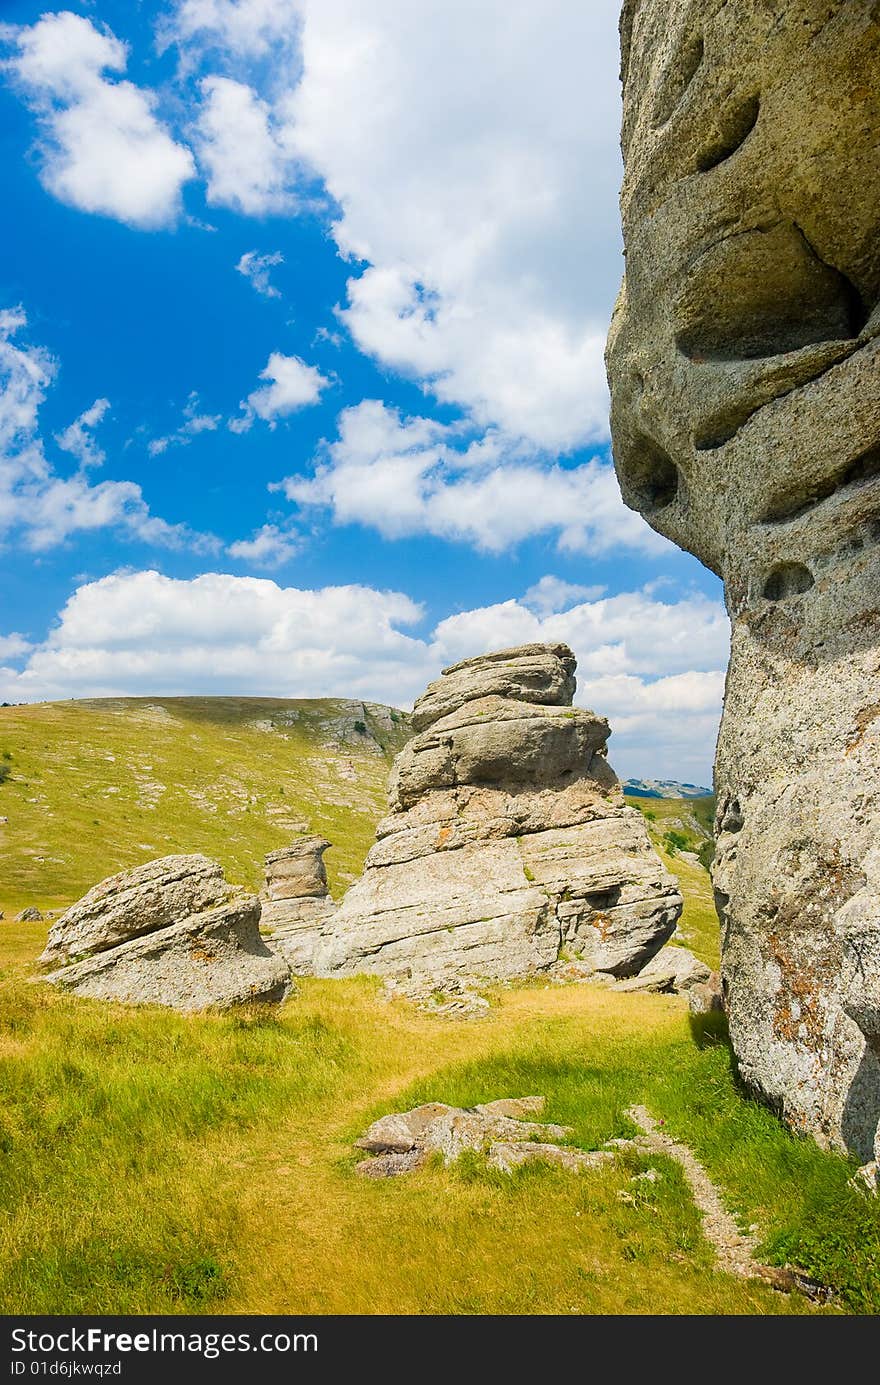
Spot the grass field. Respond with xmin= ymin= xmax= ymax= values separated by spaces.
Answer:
xmin=1 ymin=702 xmax=878 ymax=1315
xmin=0 ymin=696 xmax=410 ymax=915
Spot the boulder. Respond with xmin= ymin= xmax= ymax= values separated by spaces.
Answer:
xmin=606 ymin=1 xmax=880 ymax=1158
xmin=313 ymin=643 xmax=682 ymax=984
xmin=39 ymin=855 xmax=226 ymax=966
xmin=39 ymin=855 xmax=292 ymax=1012
xmin=16 ymin=907 xmax=43 ymax=923
xmin=259 ymin=837 xmax=336 ymax=973
xmin=410 ymin=643 xmax=576 ymax=732
xmin=615 ymin=945 xmax=711 ymax=994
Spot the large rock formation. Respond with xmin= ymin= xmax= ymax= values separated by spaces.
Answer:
xmin=606 ymin=2 xmax=880 ymax=1157
xmin=39 ymin=855 xmax=292 ymax=1011
xmin=314 ymin=644 xmax=682 ymax=983
xmin=260 ymin=837 xmax=335 ymax=972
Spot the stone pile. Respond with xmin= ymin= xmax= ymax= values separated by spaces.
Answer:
xmin=39 ymin=854 xmax=292 ymax=1011
xmin=314 ymin=643 xmax=682 ymax=985
xmin=259 ymin=836 xmax=335 ymax=972
xmin=607 ymin=0 xmax=880 ymax=1160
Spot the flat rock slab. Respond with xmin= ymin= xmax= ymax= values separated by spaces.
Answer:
xmin=354 ymin=1096 xmax=619 ymax=1178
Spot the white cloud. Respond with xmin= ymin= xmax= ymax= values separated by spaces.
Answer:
xmin=0 ymin=570 xmax=431 ymax=705
xmin=280 ymin=399 xmax=663 ymax=555
xmin=55 ymin=397 xmax=110 ymax=469
xmin=161 ymin=0 xmax=304 ymax=63
xmin=522 ymin=576 xmax=607 ymax=616
xmin=0 ymin=571 xmax=727 ymax=780
xmin=0 ymin=307 xmax=215 ymax=553
xmin=196 ymin=76 xmax=301 ymax=215
xmin=148 ymin=392 xmax=221 ymax=456
xmin=2 ymin=11 xmax=195 ymax=228
xmin=236 ymin=248 xmax=284 ymax=298
xmin=227 ymin=523 xmax=299 ymax=566
xmin=279 ymin=1 xmax=622 ymax=450
xmin=0 ymin=632 xmax=32 ymax=660
xmin=231 ymin=351 xmax=330 ymax=431
xmin=161 ymin=2 xmax=623 ymax=449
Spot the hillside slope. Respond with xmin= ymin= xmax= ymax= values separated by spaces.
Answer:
xmin=0 ymin=697 xmax=411 ymax=915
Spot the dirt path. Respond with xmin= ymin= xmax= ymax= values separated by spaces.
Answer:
xmin=627 ymin=1105 xmax=829 ymax=1300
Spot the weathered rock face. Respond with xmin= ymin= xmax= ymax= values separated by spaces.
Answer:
xmin=314 ymin=644 xmax=682 ymax=983
xmin=607 ymin=2 xmax=880 ymax=1156
xmin=40 ymin=855 xmax=292 ymax=1011
xmin=260 ymin=837 xmax=336 ymax=973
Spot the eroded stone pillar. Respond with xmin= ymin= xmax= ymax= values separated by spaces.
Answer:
xmin=607 ymin=0 xmax=880 ymax=1155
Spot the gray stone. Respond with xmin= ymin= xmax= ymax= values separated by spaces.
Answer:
xmin=487 ymin=1142 xmax=615 ymax=1174
xmin=615 ymin=944 xmax=711 ymax=994
xmin=607 ymin=2 xmax=880 ymax=1157
xmin=260 ymin=837 xmax=336 ymax=974
xmin=411 ymin=643 xmax=576 ymax=732
xmin=264 ymin=837 xmax=330 ymax=900
xmin=39 ymin=855 xmax=227 ymax=966
xmin=16 ymin=907 xmax=43 ymax=923
xmin=354 ymin=1096 xmax=609 ymax=1178
xmin=42 ymin=893 xmax=292 ymax=1012
xmin=313 ymin=643 xmax=682 ymax=986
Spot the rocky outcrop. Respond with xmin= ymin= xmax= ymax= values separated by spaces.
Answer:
xmin=314 ymin=644 xmax=682 ymax=984
xmin=260 ymin=837 xmax=336 ymax=972
xmin=354 ymin=1095 xmax=616 ymax=1177
xmin=39 ymin=854 xmax=292 ymax=1011
xmin=607 ymin=3 xmax=880 ymax=1156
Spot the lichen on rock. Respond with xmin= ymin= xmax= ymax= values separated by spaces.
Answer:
xmin=607 ymin=0 xmax=880 ymax=1158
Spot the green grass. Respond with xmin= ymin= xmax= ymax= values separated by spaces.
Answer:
xmin=626 ymin=793 xmax=720 ymax=968
xmin=0 ymin=696 xmax=410 ymax=914
xmin=1 ymin=961 xmax=877 ymax=1315
xmin=0 ymin=726 xmax=876 ymax=1314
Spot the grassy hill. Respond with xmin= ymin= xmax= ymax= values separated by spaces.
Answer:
xmin=625 ymin=792 xmax=719 ymax=968
xmin=1 ymin=703 xmax=878 ymax=1314
xmin=0 ymin=696 xmax=411 ymax=917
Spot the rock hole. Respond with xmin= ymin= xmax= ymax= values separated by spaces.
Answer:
xmin=762 ymin=562 xmax=815 ymax=601
xmin=653 ymin=33 xmax=704 ymax=126
xmin=618 ymin=434 xmax=680 ymax=512
xmin=696 ymin=94 xmax=760 ymax=173
xmin=719 ymin=799 xmax=743 ymax=834
xmin=676 ymin=221 xmax=868 ymax=362
xmin=762 ymin=441 xmax=880 ymax=523
xmin=585 ymin=886 xmax=622 ymax=912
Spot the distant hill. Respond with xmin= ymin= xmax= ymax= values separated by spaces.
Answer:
xmin=0 ymin=697 xmax=411 ymax=915
xmin=623 ymin=777 xmax=713 ymax=800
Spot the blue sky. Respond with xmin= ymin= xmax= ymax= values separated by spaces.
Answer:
xmin=0 ymin=1 xmax=727 ymax=781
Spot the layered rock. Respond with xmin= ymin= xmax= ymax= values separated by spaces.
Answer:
xmin=607 ymin=2 xmax=880 ymax=1155
xmin=260 ymin=837 xmax=335 ymax=972
xmin=39 ymin=854 xmax=292 ymax=1011
xmin=314 ymin=644 xmax=682 ymax=983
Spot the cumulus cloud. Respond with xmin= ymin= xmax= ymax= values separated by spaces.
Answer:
xmin=0 ymin=632 xmax=33 ymax=660
xmin=0 ymin=570 xmax=728 ymax=779
xmin=161 ymin=0 xmax=304 ymax=64
xmin=55 ymin=397 xmax=110 ymax=469
xmin=148 ymin=392 xmax=221 ymax=457
xmin=231 ymin=351 xmax=330 ymax=431
xmin=0 ymin=307 xmax=215 ymax=552
xmin=282 ymin=1 xmax=622 ymax=450
xmin=196 ymin=76 xmax=301 ymax=215
xmin=227 ymin=522 xmax=299 ymax=567
xmin=161 ymin=2 xmax=622 ymax=449
xmin=236 ymin=248 xmax=284 ymax=298
xmin=1 ymin=11 xmax=195 ymax=228
xmin=279 ymin=399 xmax=663 ymax=555
xmin=522 ymin=575 xmax=607 ymax=616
